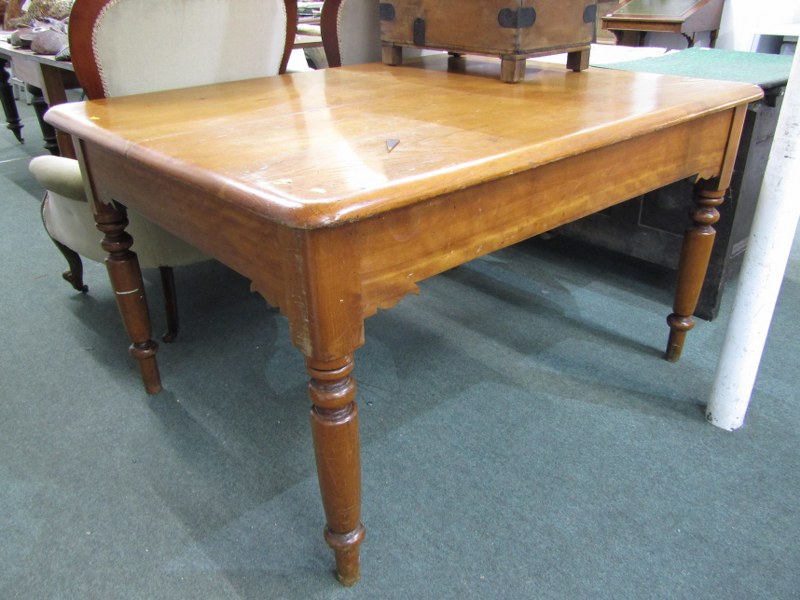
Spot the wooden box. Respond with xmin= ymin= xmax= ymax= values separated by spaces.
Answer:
xmin=379 ymin=0 xmax=598 ymax=82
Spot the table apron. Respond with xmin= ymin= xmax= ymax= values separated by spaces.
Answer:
xmin=603 ymin=21 xmax=684 ymax=34
xmin=355 ymin=109 xmax=736 ymax=315
xmin=75 ymin=107 xmax=735 ymax=354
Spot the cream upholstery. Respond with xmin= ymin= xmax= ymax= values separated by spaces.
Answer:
xmin=31 ymin=0 xmax=294 ymax=340
xmin=322 ymin=0 xmax=381 ymax=67
xmin=91 ymin=0 xmax=289 ymax=97
xmin=32 ymin=155 xmax=206 ymax=267
xmin=334 ymin=0 xmax=380 ymax=65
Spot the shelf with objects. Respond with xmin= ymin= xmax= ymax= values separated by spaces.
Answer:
xmin=0 ymin=0 xmax=79 ymax=156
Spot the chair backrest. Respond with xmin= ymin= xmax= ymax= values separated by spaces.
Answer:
xmin=68 ymin=0 xmax=297 ymax=99
xmin=321 ymin=0 xmax=380 ymax=67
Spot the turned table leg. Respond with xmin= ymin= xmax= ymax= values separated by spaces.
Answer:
xmin=95 ymin=201 xmax=162 ymax=394
xmin=666 ymin=183 xmax=725 ymax=361
xmin=0 ymin=61 xmax=23 ymax=143
xmin=28 ymin=85 xmax=59 ymax=155
xmin=307 ymin=355 xmax=365 ymax=586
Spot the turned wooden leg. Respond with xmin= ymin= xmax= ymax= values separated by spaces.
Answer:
xmin=307 ymin=355 xmax=365 ymax=586
xmin=28 ymin=85 xmax=59 ymax=156
xmin=95 ymin=201 xmax=162 ymax=394
xmin=666 ymin=184 xmax=725 ymax=361
xmin=158 ymin=266 xmax=179 ymax=343
xmin=0 ymin=62 xmax=23 ymax=143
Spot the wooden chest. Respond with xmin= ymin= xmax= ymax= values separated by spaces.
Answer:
xmin=379 ymin=0 xmax=598 ymax=82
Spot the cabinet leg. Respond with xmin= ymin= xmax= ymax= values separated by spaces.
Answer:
xmin=666 ymin=185 xmax=724 ymax=361
xmin=307 ymin=355 xmax=365 ymax=586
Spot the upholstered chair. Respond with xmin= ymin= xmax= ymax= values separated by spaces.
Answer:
xmin=30 ymin=0 xmax=297 ymax=341
xmin=321 ymin=0 xmax=381 ymax=67
xmin=30 ymin=154 xmax=208 ymax=341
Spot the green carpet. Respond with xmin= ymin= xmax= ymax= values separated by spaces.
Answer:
xmin=601 ymin=47 xmax=793 ymax=88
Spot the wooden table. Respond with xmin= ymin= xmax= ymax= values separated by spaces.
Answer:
xmin=45 ymin=55 xmax=761 ymax=585
xmin=0 ymin=39 xmax=78 ymax=156
xmin=601 ymin=0 xmax=725 ymax=47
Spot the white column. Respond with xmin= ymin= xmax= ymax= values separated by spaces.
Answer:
xmin=706 ymin=49 xmax=800 ymax=430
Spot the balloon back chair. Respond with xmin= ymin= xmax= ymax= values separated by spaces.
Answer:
xmin=320 ymin=0 xmax=381 ymax=68
xmin=30 ymin=0 xmax=297 ymax=342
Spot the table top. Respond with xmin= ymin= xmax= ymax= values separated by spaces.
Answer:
xmin=46 ymin=55 xmax=761 ymax=229
xmin=610 ymin=0 xmax=702 ymax=20
xmin=603 ymin=0 xmax=723 ymax=24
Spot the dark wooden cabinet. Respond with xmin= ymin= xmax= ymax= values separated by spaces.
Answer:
xmin=556 ymin=84 xmax=786 ymax=320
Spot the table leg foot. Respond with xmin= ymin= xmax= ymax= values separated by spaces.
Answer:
xmin=325 ymin=524 xmax=366 ymax=586
xmin=665 ymin=184 xmax=724 ymax=361
xmin=95 ymin=201 xmax=162 ymax=394
xmin=307 ymin=356 xmax=364 ymax=586
xmin=130 ymin=340 xmax=162 ymax=394
xmin=665 ymin=318 xmax=690 ymax=362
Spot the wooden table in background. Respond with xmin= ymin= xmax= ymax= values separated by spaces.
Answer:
xmin=0 ymin=39 xmax=78 ymax=156
xmin=601 ymin=0 xmax=725 ymax=47
xmin=46 ymin=56 xmax=761 ymax=585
